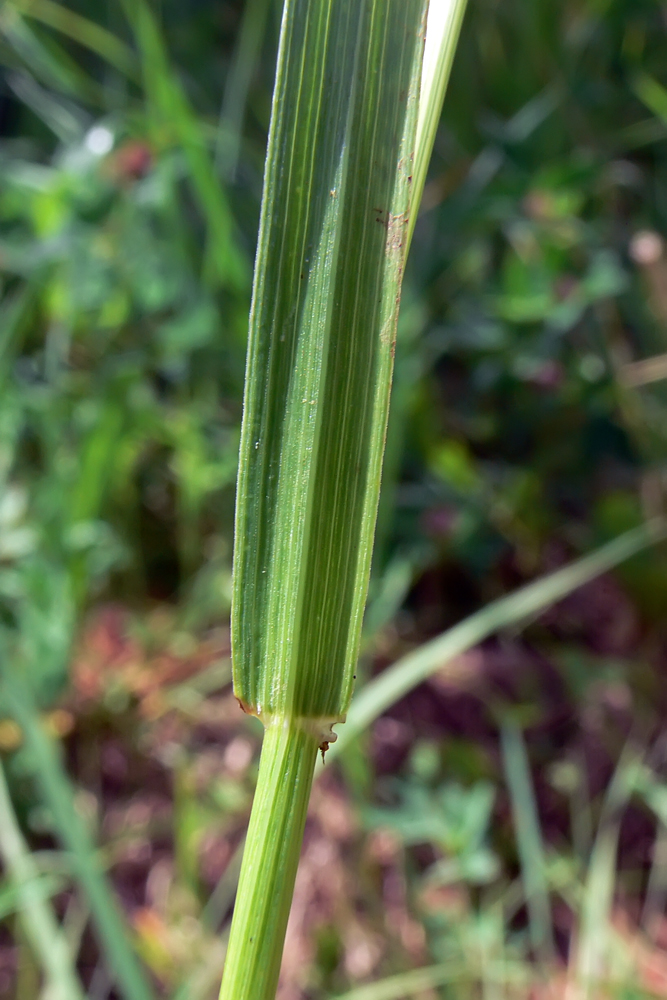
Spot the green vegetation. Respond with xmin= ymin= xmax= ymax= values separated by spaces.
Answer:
xmin=0 ymin=1 xmax=667 ymax=998
xmin=221 ymin=3 xmax=465 ymax=996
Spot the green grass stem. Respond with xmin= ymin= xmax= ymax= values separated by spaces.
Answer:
xmin=218 ymin=721 xmax=319 ymax=1000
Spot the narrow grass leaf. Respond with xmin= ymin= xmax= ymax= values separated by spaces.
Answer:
xmin=641 ymin=818 xmax=667 ymax=933
xmin=332 ymin=959 xmax=530 ymax=1000
xmin=333 ymin=962 xmax=462 ymax=1000
xmin=216 ymin=0 xmax=272 ymax=180
xmin=120 ymin=0 xmax=247 ymax=292
xmin=10 ymin=0 xmax=137 ymax=78
xmin=0 ymin=280 xmax=36 ymax=374
xmin=409 ymin=0 xmax=469 ymax=244
xmin=633 ymin=72 xmax=667 ymax=126
xmin=0 ymin=6 xmax=96 ymax=100
xmin=575 ymin=745 xmax=642 ymax=991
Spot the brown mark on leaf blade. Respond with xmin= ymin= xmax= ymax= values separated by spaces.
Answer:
xmin=379 ymin=210 xmax=409 ymax=346
xmin=235 ymin=696 xmax=256 ymax=716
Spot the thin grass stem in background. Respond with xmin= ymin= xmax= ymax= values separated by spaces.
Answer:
xmin=574 ymin=745 xmax=642 ymax=994
xmin=500 ymin=720 xmax=555 ymax=964
xmin=119 ymin=0 xmax=247 ymax=293
xmin=0 ymin=758 xmax=86 ymax=1000
xmin=0 ymin=668 xmax=156 ymax=1000
xmin=332 ymin=959 xmax=530 ymax=1000
xmin=330 ymin=519 xmax=667 ymax=759
xmin=216 ymin=0 xmax=272 ymax=181
xmin=642 ymin=818 xmax=667 ymax=935
xmin=333 ymin=962 xmax=465 ymax=1000
xmin=221 ymin=0 xmax=442 ymax=995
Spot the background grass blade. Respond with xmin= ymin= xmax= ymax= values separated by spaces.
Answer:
xmin=216 ymin=0 xmax=272 ymax=181
xmin=222 ymin=0 xmax=430 ymax=996
xmin=10 ymin=0 xmax=137 ymax=78
xmin=0 ymin=668 xmax=156 ymax=1000
xmin=330 ymin=520 xmax=666 ymax=758
xmin=574 ymin=746 xmax=643 ymax=993
xmin=500 ymin=720 xmax=555 ymax=963
xmin=333 ymin=962 xmax=461 ymax=1000
xmin=0 ymin=758 xmax=86 ymax=1000
xmin=120 ymin=0 xmax=247 ymax=293
xmin=332 ymin=959 xmax=529 ymax=1000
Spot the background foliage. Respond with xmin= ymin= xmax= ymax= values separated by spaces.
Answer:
xmin=2 ymin=0 xmax=667 ymax=997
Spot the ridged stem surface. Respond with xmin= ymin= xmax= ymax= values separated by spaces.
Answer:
xmin=218 ymin=722 xmax=319 ymax=1000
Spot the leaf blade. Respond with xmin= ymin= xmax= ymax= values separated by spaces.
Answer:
xmin=232 ymin=0 xmax=429 ymax=731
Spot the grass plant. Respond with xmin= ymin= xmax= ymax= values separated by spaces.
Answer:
xmin=1 ymin=0 xmax=667 ymax=996
xmin=221 ymin=1 xmax=467 ymax=996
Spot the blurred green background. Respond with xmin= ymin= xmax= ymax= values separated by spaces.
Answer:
xmin=2 ymin=0 xmax=667 ymax=997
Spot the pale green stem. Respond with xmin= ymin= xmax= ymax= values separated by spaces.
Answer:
xmin=500 ymin=721 xmax=554 ymax=964
xmin=218 ymin=720 xmax=320 ymax=1000
xmin=575 ymin=746 xmax=641 ymax=990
